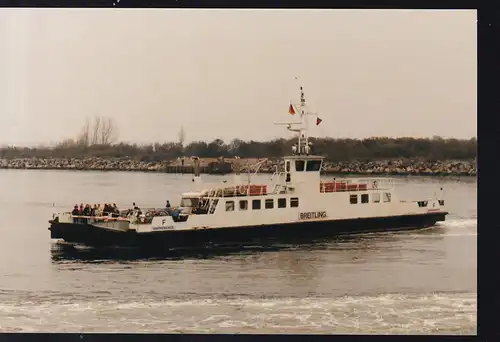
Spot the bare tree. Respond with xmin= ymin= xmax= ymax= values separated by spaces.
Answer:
xmin=178 ymin=125 xmax=186 ymax=147
xmin=76 ymin=115 xmax=118 ymax=147
xmin=99 ymin=116 xmax=117 ymax=145
xmin=91 ymin=116 xmax=101 ymax=145
xmin=77 ymin=117 xmax=91 ymax=148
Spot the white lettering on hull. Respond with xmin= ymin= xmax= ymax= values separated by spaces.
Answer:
xmin=152 ymin=226 xmax=174 ymax=231
xmin=298 ymin=211 xmax=327 ymax=220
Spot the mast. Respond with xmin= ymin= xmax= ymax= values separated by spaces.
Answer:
xmin=299 ymin=86 xmax=308 ymax=155
xmin=275 ymin=83 xmax=316 ymax=155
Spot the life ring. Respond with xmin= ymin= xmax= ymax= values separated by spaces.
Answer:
xmin=373 ymin=181 xmax=378 ymax=189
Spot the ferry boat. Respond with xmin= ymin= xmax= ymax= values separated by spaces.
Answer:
xmin=48 ymin=86 xmax=448 ymax=249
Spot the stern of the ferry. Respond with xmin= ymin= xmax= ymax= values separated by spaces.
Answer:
xmin=48 ymin=212 xmax=136 ymax=247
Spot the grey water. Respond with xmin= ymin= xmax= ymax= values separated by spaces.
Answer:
xmin=0 ymin=170 xmax=476 ymax=334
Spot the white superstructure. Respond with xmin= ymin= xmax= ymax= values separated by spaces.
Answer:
xmin=53 ymin=85 xmax=446 ymax=237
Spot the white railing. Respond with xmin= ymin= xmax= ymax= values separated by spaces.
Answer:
xmin=270 ymin=170 xmax=287 ymax=194
xmin=353 ymin=177 xmax=396 ymax=190
xmin=196 ymin=184 xmax=269 ymax=198
xmin=319 ymin=177 xmax=395 ymax=193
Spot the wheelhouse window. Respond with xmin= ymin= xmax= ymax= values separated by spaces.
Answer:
xmin=225 ymin=201 xmax=235 ymax=211
xmin=252 ymin=199 xmax=261 ymax=210
xmin=265 ymin=199 xmax=274 ymax=209
xmin=383 ymin=193 xmax=391 ymax=203
xmin=361 ymin=194 xmax=369 ymax=204
xmin=180 ymin=197 xmax=199 ymax=208
xmin=350 ymin=194 xmax=358 ymax=204
xmin=239 ymin=200 xmax=248 ymax=210
xmin=278 ymin=198 xmax=287 ymax=208
xmin=372 ymin=193 xmax=380 ymax=203
xmin=306 ymin=160 xmax=322 ymax=171
xmin=290 ymin=197 xmax=299 ymax=208
xmin=295 ymin=160 xmax=305 ymax=171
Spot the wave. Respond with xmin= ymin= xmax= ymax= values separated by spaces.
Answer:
xmin=0 ymin=291 xmax=476 ymax=334
xmin=438 ymin=218 xmax=476 ymax=229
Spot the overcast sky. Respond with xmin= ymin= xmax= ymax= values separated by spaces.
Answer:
xmin=0 ymin=9 xmax=476 ymax=147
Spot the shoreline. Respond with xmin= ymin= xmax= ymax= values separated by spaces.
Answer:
xmin=0 ymin=157 xmax=476 ymax=177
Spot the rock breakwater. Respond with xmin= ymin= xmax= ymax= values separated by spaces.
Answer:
xmin=0 ymin=157 xmax=476 ymax=176
xmin=322 ymin=159 xmax=476 ymax=176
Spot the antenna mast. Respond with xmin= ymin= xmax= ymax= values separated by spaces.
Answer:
xmin=274 ymin=80 xmax=317 ymax=155
xmin=298 ymin=86 xmax=308 ymax=155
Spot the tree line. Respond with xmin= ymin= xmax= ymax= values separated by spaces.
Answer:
xmin=0 ymin=116 xmax=476 ymax=161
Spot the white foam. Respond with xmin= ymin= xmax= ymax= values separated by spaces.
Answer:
xmin=437 ymin=218 xmax=476 ymax=228
xmin=0 ymin=292 xmax=476 ymax=334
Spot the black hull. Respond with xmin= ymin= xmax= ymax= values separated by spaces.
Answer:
xmin=49 ymin=212 xmax=447 ymax=249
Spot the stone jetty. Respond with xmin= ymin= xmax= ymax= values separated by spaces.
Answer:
xmin=0 ymin=157 xmax=476 ymax=176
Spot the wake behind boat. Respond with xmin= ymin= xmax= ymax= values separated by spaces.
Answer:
xmin=49 ymin=85 xmax=448 ymax=249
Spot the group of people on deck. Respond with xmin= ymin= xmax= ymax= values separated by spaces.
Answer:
xmin=70 ymin=200 xmax=176 ymax=220
xmin=71 ymin=203 xmax=119 ymax=217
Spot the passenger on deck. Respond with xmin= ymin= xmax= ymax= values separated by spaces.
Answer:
xmin=172 ymin=208 xmax=180 ymax=218
xmin=90 ymin=204 xmax=97 ymax=217
xmin=111 ymin=203 xmax=119 ymax=217
xmin=83 ymin=204 xmax=91 ymax=216
xmin=308 ymin=141 xmax=314 ymax=154
xmin=97 ymin=204 xmax=103 ymax=216
xmin=79 ymin=203 xmax=84 ymax=215
xmin=133 ymin=202 xmax=139 ymax=210
xmin=72 ymin=205 xmax=79 ymax=216
xmin=166 ymin=200 xmax=171 ymax=208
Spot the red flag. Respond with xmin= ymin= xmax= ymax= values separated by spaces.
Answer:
xmin=288 ymin=104 xmax=296 ymax=115
xmin=316 ymin=117 xmax=322 ymax=126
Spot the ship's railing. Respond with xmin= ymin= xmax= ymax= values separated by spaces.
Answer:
xmin=270 ymin=171 xmax=288 ymax=194
xmin=65 ymin=215 xmax=131 ymax=226
xmin=354 ymin=177 xmax=396 ymax=189
xmin=191 ymin=182 xmax=270 ymax=198
xmin=319 ymin=177 xmax=395 ymax=193
xmin=65 ymin=207 xmax=169 ymax=220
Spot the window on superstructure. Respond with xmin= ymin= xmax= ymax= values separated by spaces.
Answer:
xmin=265 ymin=199 xmax=274 ymax=209
xmin=286 ymin=161 xmax=291 ymax=172
xmin=350 ymin=195 xmax=358 ymax=204
xmin=278 ymin=198 xmax=287 ymax=208
xmin=225 ymin=201 xmax=235 ymax=212
xmin=383 ymin=193 xmax=391 ymax=203
xmin=373 ymin=193 xmax=381 ymax=203
xmin=290 ymin=197 xmax=299 ymax=208
xmin=417 ymin=201 xmax=428 ymax=208
xmin=295 ymin=160 xmax=305 ymax=171
xmin=361 ymin=194 xmax=369 ymax=204
xmin=252 ymin=199 xmax=261 ymax=210
xmin=239 ymin=200 xmax=248 ymax=210
xmin=306 ymin=160 xmax=322 ymax=171
xmin=180 ymin=197 xmax=199 ymax=207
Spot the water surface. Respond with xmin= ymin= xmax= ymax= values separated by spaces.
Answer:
xmin=0 ymin=170 xmax=476 ymax=334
